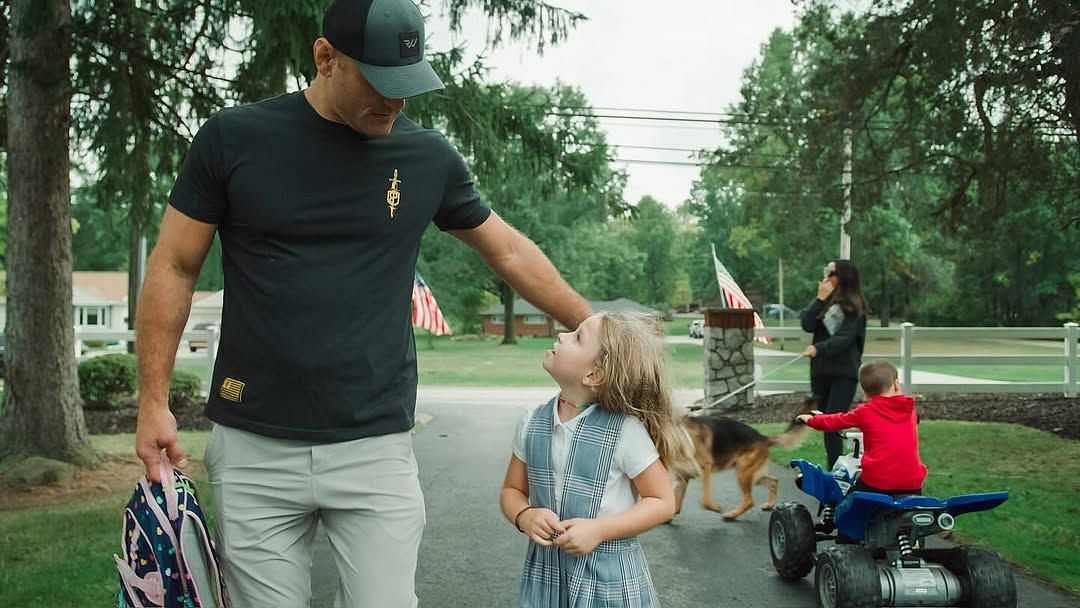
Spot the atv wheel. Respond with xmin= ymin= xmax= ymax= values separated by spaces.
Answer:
xmin=769 ymin=502 xmax=816 ymax=580
xmin=938 ymin=546 xmax=1017 ymax=608
xmin=815 ymin=545 xmax=880 ymax=608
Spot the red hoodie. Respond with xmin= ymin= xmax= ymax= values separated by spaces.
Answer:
xmin=807 ymin=393 xmax=928 ymax=491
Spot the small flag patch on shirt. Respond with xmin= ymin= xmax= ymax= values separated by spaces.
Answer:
xmin=220 ymin=377 xmax=245 ymax=402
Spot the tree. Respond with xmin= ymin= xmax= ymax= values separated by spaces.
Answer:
xmin=628 ymin=196 xmax=677 ymax=308
xmin=0 ymin=0 xmax=592 ymax=465
xmin=1 ymin=0 xmax=97 ymax=465
xmin=413 ymin=83 xmax=625 ymax=343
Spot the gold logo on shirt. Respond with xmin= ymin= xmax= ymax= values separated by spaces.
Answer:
xmin=220 ymin=377 xmax=245 ymax=403
xmin=386 ymin=169 xmax=401 ymax=218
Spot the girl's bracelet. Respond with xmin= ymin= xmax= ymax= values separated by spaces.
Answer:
xmin=514 ymin=505 xmax=536 ymax=533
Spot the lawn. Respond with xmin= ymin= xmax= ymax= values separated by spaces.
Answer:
xmin=753 ymin=420 xmax=1080 ymax=595
xmin=1 ymin=422 xmax=1076 ymax=606
xmin=412 ymin=336 xmax=708 ymax=389
xmin=163 ymin=330 xmax=1073 ymax=392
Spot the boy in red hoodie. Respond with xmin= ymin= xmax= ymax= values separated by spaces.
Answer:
xmin=797 ymin=361 xmax=928 ymax=495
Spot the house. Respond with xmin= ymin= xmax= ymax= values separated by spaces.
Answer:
xmin=480 ymin=298 xmax=664 ymax=337
xmin=0 ymin=271 xmax=222 ymax=331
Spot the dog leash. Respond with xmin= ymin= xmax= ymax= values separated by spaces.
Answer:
xmin=696 ymin=353 xmax=807 ymax=411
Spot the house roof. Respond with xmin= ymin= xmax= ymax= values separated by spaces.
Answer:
xmin=481 ymin=298 xmax=661 ymax=317
xmin=0 ymin=271 xmax=130 ymax=304
xmin=73 ymin=271 xmax=129 ymax=303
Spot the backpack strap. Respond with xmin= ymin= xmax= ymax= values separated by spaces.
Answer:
xmin=115 ymin=555 xmax=163 ymax=607
xmin=156 ymin=449 xmax=180 ymax=521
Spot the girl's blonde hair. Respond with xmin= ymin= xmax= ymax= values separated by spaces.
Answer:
xmin=593 ymin=312 xmax=697 ymax=479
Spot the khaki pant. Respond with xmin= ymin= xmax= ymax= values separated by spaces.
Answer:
xmin=204 ymin=424 xmax=426 ymax=607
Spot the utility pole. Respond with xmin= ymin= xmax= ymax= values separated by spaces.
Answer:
xmin=840 ymin=126 xmax=853 ymax=260
xmin=778 ymin=257 xmax=785 ymax=351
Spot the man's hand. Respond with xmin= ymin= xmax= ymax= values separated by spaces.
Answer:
xmin=135 ymin=404 xmax=187 ymax=482
xmin=804 ymin=345 xmax=818 ymax=358
xmin=795 ymin=414 xmax=814 ymax=424
xmin=519 ymin=508 xmax=565 ymax=547
xmin=553 ymin=518 xmax=605 ymax=556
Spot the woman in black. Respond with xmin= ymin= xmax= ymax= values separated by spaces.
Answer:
xmin=800 ymin=259 xmax=869 ymax=470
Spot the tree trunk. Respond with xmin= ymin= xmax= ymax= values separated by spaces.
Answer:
xmin=0 ymin=0 xmax=97 ymax=466
xmin=501 ymin=280 xmax=517 ymax=345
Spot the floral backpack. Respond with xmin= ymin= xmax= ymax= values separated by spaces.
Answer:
xmin=114 ymin=453 xmax=227 ymax=607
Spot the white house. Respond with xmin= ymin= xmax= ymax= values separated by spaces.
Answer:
xmin=0 ymin=271 xmax=222 ymax=331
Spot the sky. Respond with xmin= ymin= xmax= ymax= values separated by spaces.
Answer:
xmin=424 ymin=0 xmax=797 ymax=208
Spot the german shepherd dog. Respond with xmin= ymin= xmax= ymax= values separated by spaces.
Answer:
xmin=673 ymin=396 xmax=818 ymax=521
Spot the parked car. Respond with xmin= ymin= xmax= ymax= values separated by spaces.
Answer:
xmin=188 ymin=322 xmax=219 ymax=352
xmin=688 ymin=320 xmax=704 ymax=338
xmin=763 ymin=303 xmax=799 ymax=320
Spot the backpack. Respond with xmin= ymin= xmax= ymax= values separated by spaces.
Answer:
xmin=114 ymin=453 xmax=227 ymax=607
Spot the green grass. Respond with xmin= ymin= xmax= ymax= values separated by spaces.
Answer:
xmin=753 ymin=420 xmax=1080 ymax=595
xmin=90 ymin=430 xmax=211 ymax=461
xmin=165 ymin=331 xmax=1071 ymax=391
xmin=413 ymin=336 xmax=707 ymax=389
xmin=0 ymin=438 xmax=216 ymax=608
xmin=2 ymin=424 xmax=1076 ymax=604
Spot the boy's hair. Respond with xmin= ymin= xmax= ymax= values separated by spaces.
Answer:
xmin=593 ymin=312 xmax=697 ymax=480
xmin=859 ymin=360 xmax=899 ymax=397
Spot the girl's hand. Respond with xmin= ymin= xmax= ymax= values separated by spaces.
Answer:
xmin=816 ymin=279 xmax=835 ymax=301
xmin=553 ymin=518 xmax=605 ymax=556
xmin=795 ymin=414 xmax=813 ymax=424
xmin=520 ymin=508 xmax=565 ymax=547
xmin=803 ymin=345 xmax=818 ymax=358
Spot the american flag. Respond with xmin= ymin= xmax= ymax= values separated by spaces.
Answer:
xmin=712 ymin=244 xmax=772 ymax=345
xmin=412 ymin=272 xmax=452 ymax=336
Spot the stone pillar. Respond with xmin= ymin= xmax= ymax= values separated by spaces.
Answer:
xmin=703 ymin=308 xmax=756 ymax=412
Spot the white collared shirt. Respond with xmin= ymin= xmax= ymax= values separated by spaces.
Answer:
xmin=512 ymin=403 xmax=660 ymax=516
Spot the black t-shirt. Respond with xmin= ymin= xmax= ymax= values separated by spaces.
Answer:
xmin=169 ymin=91 xmax=490 ymax=441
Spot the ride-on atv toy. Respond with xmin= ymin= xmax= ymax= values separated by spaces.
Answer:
xmin=768 ymin=432 xmax=1017 ymax=608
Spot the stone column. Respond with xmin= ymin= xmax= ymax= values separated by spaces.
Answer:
xmin=703 ymin=308 xmax=756 ymax=412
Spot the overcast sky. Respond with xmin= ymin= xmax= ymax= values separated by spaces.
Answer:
xmin=425 ymin=0 xmax=797 ymax=208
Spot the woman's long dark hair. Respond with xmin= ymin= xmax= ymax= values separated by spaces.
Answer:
xmin=829 ymin=259 xmax=869 ymax=318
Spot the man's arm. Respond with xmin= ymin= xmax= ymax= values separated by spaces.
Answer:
xmin=135 ymin=205 xmax=217 ymax=480
xmin=450 ymin=211 xmax=592 ymax=329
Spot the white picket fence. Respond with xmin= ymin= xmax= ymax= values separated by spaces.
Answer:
xmin=755 ymin=322 xmax=1079 ymax=397
xmin=73 ymin=322 xmax=1080 ymax=397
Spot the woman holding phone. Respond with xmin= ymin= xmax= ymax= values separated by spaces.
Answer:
xmin=800 ymin=259 xmax=869 ymax=469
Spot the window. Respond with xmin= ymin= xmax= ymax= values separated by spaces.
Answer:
xmin=490 ymin=315 xmax=504 ymax=325
xmin=76 ymin=306 xmax=107 ymax=327
xmin=524 ymin=315 xmax=547 ymax=325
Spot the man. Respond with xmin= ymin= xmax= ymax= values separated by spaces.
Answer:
xmin=134 ymin=0 xmax=591 ymax=605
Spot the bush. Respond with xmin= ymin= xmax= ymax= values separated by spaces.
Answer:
xmin=169 ymin=371 xmax=204 ymax=409
xmin=78 ymin=354 xmax=137 ymax=410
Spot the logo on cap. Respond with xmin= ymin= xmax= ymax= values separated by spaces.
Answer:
xmin=399 ymin=31 xmax=420 ymax=59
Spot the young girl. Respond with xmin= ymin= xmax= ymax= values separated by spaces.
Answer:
xmin=499 ymin=312 xmax=696 ymax=607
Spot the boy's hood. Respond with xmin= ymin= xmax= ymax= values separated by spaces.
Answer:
xmin=867 ymin=393 xmax=916 ymax=422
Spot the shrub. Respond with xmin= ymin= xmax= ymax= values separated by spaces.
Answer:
xmin=78 ymin=354 xmax=137 ymax=410
xmin=169 ymin=371 xmax=204 ymax=409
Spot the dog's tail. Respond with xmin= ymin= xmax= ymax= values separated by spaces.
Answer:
xmin=767 ymin=422 xmax=809 ymax=449
xmin=767 ymin=394 xmax=819 ymax=450
xmin=668 ymin=421 xmax=702 ymax=481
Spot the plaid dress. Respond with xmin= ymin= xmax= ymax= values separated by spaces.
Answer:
xmin=517 ymin=398 xmax=660 ymax=608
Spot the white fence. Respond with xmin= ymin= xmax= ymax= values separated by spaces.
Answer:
xmin=73 ymin=322 xmax=1080 ymax=397
xmin=755 ymin=322 xmax=1079 ymax=397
